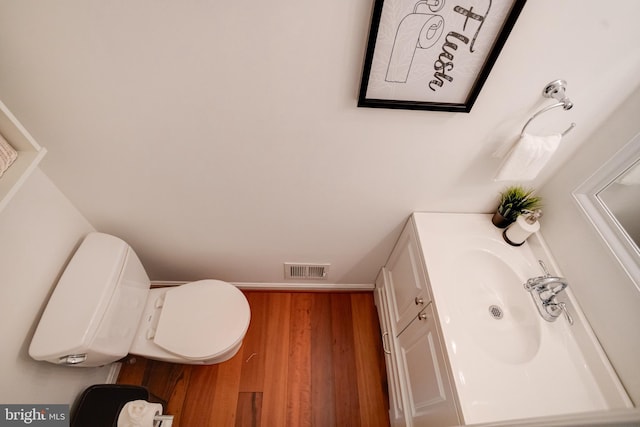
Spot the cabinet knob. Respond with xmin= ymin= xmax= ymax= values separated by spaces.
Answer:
xmin=418 ymin=312 xmax=428 ymax=321
xmin=414 ymin=296 xmax=425 ymax=305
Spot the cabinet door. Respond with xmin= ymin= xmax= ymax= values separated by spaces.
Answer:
xmin=386 ymin=220 xmax=431 ymax=335
xmin=397 ymin=305 xmax=460 ymax=427
xmin=375 ymin=271 xmax=407 ymax=427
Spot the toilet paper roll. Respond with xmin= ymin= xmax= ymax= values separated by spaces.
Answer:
xmin=117 ymin=400 xmax=163 ymax=427
xmin=503 ymin=215 xmax=540 ymax=246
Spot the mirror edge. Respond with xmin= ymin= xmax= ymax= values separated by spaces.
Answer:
xmin=572 ymin=132 xmax=640 ymax=292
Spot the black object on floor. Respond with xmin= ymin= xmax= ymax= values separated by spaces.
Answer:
xmin=71 ymin=384 xmax=149 ymax=427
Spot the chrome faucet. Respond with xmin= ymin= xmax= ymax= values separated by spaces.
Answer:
xmin=524 ymin=260 xmax=573 ymax=325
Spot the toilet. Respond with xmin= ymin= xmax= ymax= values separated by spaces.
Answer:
xmin=29 ymin=232 xmax=251 ymax=367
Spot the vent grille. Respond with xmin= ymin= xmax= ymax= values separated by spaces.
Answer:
xmin=284 ymin=263 xmax=330 ymax=280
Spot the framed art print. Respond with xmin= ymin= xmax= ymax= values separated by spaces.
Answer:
xmin=358 ymin=0 xmax=527 ymax=112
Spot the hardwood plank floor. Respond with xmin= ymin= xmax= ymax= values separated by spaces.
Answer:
xmin=117 ymin=291 xmax=390 ymax=427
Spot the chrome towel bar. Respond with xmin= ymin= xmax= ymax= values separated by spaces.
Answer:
xmin=521 ymin=80 xmax=576 ymax=137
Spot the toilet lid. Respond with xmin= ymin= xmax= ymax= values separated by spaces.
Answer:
xmin=153 ymin=280 xmax=250 ymax=360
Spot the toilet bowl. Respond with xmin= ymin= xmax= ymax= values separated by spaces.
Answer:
xmin=130 ymin=280 xmax=249 ymax=364
xmin=28 ymin=232 xmax=251 ymax=367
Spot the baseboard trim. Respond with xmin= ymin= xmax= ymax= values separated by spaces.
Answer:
xmin=105 ymin=362 xmax=122 ymax=384
xmin=151 ymin=281 xmax=374 ymax=292
xmin=233 ymin=282 xmax=374 ymax=291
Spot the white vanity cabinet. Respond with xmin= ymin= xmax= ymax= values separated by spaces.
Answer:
xmin=383 ymin=220 xmax=431 ymax=335
xmin=375 ymin=217 xmax=460 ymax=427
xmin=376 ymin=213 xmax=633 ymax=426
xmin=375 ymin=270 xmax=406 ymax=427
xmin=395 ymin=303 xmax=460 ymax=427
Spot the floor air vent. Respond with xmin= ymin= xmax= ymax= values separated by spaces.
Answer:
xmin=284 ymin=263 xmax=330 ymax=280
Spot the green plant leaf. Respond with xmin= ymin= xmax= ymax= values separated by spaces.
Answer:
xmin=496 ymin=186 xmax=542 ymax=221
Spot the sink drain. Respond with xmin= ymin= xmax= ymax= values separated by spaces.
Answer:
xmin=488 ymin=305 xmax=504 ymax=319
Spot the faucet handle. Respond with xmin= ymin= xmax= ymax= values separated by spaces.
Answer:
xmin=524 ymin=261 xmax=551 ymax=291
xmin=557 ymin=301 xmax=574 ymax=325
xmin=538 ymin=260 xmax=550 ymax=277
xmin=544 ymin=300 xmax=574 ymax=325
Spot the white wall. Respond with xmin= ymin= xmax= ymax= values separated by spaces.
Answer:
xmin=539 ymin=85 xmax=640 ymax=405
xmin=1 ymin=1 xmax=640 ymax=285
xmin=0 ymin=169 xmax=109 ymax=405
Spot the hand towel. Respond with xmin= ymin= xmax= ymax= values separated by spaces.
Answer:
xmin=0 ymin=133 xmax=18 ymax=178
xmin=495 ymin=133 xmax=561 ymax=181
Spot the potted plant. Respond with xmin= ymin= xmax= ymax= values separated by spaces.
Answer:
xmin=492 ymin=186 xmax=542 ymax=228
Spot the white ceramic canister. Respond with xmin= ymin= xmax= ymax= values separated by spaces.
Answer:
xmin=503 ymin=210 xmax=542 ymax=246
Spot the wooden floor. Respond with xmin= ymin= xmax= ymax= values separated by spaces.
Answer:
xmin=117 ymin=291 xmax=391 ymax=427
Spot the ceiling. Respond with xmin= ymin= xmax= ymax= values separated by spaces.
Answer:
xmin=1 ymin=0 xmax=640 ymax=283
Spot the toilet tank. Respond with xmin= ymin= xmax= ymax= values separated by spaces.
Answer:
xmin=29 ymin=232 xmax=151 ymax=367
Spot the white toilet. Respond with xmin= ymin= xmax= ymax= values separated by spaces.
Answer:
xmin=29 ymin=232 xmax=251 ymax=367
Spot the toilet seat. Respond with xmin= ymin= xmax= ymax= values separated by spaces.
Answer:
xmin=152 ymin=280 xmax=250 ymax=361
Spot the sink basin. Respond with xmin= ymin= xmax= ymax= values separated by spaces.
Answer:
xmin=412 ymin=213 xmax=631 ymax=425
xmin=455 ymin=246 xmax=540 ymax=364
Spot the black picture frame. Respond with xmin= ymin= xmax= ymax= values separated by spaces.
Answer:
xmin=358 ymin=0 xmax=527 ymax=112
